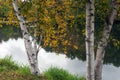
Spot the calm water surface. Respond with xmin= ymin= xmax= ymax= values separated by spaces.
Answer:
xmin=0 ymin=38 xmax=120 ymax=80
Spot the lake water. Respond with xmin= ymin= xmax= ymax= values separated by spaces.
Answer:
xmin=0 ymin=38 xmax=120 ymax=80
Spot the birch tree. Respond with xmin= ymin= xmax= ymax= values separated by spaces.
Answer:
xmin=86 ymin=0 xmax=95 ymax=80
xmin=12 ymin=0 xmax=40 ymax=76
xmin=11 ymin=0 xmax=73 ymax=76
xmin=94 ymin=0 xmax=118 ymax=80
xmin=86 ymin=0 xmax=119 ymax=80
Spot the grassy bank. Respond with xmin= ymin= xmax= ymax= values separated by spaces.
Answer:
xmin=0 ymin=56 xmax=85 ymax=80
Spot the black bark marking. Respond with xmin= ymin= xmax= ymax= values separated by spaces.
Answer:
xmin=105 ymin=16 xmax=111 ymax=26
xmin=91 ymin=30 xmax=94 ymax=33
xmin=23 ymin=37 xmax=30 ymax=41
xmin=90 ymin=13 xmax=94 ymax=16
xmin=89 ymin=8 xmax=93 ymax=11
xmin=27 ymin=40 xmax=30 ymax=42
xmin=32 ymin=54 xmax=35 ymax=56
xmin=36 ymin=50 xmax=39 ymax=54
xmin=36 ymin=71 xmax=38 ymax=74
xmin=23 ymin=23 xmax=25 ymax=25
xmin=87 ymin=0 xmax=92 ymax=4
xmin=113 ymin=7 xmax=117 ymax=10
xmin=107 ymin=31 xmax=110 ymax=34
xmin=18 ymin=8 xmax=21 ymax=11
xmin=23 ymin=17 xmax=27 ymax=20
xmin=26 ymin=51 xmax=31 ymax=61
xmin=23 ymin=37 xmax=31 ymax=42
xmin=24 ymin=32 xmax=28 ymax=35
xmin=26 ymin=27 xmax=29 ymax=32
xmin=32 ymin=39 xmax=34 ymax=41
xmin=31 ymin=63 xmax=35 ymax=66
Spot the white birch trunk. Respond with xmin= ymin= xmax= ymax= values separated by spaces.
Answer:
xmin=12 ymin=0 xmax=40 ymax=76
xmin=86 ymin=0 xmax=95 ymax=80
xmin=94 ymin=1 xmax=118 ymax=80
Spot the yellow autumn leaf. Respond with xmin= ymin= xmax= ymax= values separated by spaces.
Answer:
xmin=73 ymin=45 xmax=78 ymax=50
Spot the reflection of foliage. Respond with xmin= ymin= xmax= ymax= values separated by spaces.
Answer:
xmin=0 ymin=26 xmax=22 ymax=42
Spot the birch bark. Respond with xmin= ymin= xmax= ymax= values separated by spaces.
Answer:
xmin=94 ymin=1 xmax=118 ymax=80
xmin=12 ymin=0 xmax=40 ymax=76
xmin=86 ymin=0 xmax=95 ymax=80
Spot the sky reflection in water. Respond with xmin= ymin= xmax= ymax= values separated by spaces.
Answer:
xmin=0 ymin=38 xmax=120 ymax=80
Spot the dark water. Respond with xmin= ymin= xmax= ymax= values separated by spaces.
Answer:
xmin=0 ymin=38 xmax=120 ymax=80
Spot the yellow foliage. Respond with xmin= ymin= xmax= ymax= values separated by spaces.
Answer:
xmin=0 ymin=24 xmax=2 ymax=27
xmin=63 ymin=47 xmax=67 ymax=54
xmin=73 ymin=45 xmax=78 ymax=50
xmin=68 ymin=15 xmax=74 ymax=19
xmin=50 ymin=40 xmax=58 ymax=47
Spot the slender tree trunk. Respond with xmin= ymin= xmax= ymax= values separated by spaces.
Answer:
xmin=12 ymin=0 xmax=40 ymax=76
xmin=94 ymin=1 xmax=118 ymax=80
xmin=86 ymin=0 xmax=95 ymax=80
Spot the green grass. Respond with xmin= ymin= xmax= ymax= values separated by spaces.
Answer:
xmin=0 ymin=56 xmax=18 ymax=71
xmin=0 ymin=56 xmax=85 ymax=80
xmin=44 ymin=67 xmax=85 ymax=80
